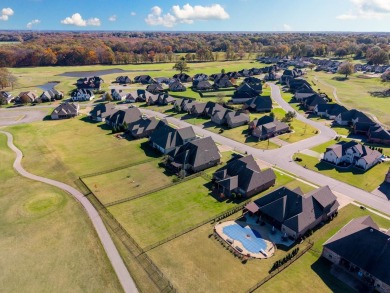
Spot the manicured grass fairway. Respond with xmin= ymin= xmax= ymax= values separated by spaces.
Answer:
xmin=293 ymin=153 xmax=390 ymax=192
xmin=0 ymin=135 xmax=122 ymax=293
xmin=107 ymin=171 xmax=313 ymax=248
xmin=7 ymin=117 xmax=153 ymax=188
xmin=307 ymin=71 xmax=390 ymax=127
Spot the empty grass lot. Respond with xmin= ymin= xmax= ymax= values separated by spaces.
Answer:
xmin=293 ymin=153 xmax=390 ymax=192
xmin=6 ymin=117 xmax=155 ymax=188
xmin=0 ymin=135 xmax=122 ymax=293
xmin=83 ymin=160 xmax=172 ymax=205
xmin=107 ymin=170 xmax=314 ymax=248
xmin=258 ymin=204 xmax=390 ymax=293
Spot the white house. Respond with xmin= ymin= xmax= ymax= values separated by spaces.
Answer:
xmin=110 ymin=89 xmax=126 ymax=101
xmin=323 ymin=141 xmax=381 ymax=171
xmin=71 ymin=89 xmax=95 ymax=101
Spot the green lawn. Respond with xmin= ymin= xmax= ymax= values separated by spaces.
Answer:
xmin=148 ymin=203 xmax=389 ymax=293
xmin=107 ymin=170 xmax=313 ymax=248
xmin=6 ymin=117 xmax=156 ymax=188
xmin=0 ymin=134 xmax=122 ymax=293
xmin=307 ymin=71 xmax=390 ymax=127
xmin=259 ymin=204 xmax=390 ymax=293
xmin=83 ymin=160 xmax=172 ymax=205
xmin=310 ymin=139 xmax=351 ymax=154
xmin=293 ymin=153 xmax=390 ymax=192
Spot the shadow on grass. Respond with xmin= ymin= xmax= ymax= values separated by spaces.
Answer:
xmin=311 ymin=258 xmax=355 ymax=293
xmin=331 ymin=76 xmax=349 ymax=81
xmin=139 ymin=141 xmax=162 ymax=159
xmin=378 ymin=183 xmax=390 ymax=200
xmin=314 ymin=160 xmax=366 ymax=175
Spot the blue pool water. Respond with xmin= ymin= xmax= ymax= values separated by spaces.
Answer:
xmin=223 ymin=224 xmax=267 ymax=253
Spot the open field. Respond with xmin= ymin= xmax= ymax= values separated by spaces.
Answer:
xmin=107 ymin=170 xmax=313 ymax=248
xmin=306 ymin=71 xmax=390 ymax=127
xmin=259 ymin=204 xmax=390 ymax=293
xmin=0 ymin=135 xmax=122 ymax=293
xmin=293 ymin=153 xmax=390 ymax=192
xmin=6 ymin=117 xmax=157 ymax=188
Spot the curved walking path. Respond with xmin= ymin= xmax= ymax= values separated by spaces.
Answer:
xmin=314 ymin=76 xmax=387 ymax=128
xmin=0 ymin=130 xmax=138 ymax=293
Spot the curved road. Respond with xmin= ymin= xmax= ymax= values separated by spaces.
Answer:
xmin=0 ymin=130 xmax=138 ymax=293
xmin=140 ymin=83 xmax=390 ymax=215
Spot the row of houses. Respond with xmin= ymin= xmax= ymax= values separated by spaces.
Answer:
xmin=323 ymin=141 xmax=382 ymax=171
xmin=174 ymin=99 xmax=250 ymax=128
xmin=1 ymin=90 xmax=64 ymax=104
xmin=283 ymin=73 xmax=390 ymax=146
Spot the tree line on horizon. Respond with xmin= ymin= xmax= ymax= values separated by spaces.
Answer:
xmin=0 ymin=31 xmax=388 ymax=67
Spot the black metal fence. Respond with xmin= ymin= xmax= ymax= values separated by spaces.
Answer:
xmin=77 ymin=177 xmax=177 ymax=293
xmin=143 ymin=201 xmax=247 ymax=252
xmin=245 ymin=240 xmax=314 ymax=293
xmin=105 ymin=172 xmax=203 ymax=207
xmin=80 ymin=158 xmax=156 ymax=179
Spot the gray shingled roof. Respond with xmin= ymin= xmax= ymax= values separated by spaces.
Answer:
xmin=168 ymin=136 xmax=220 ymax=170
xmin=150 ymin=124 xmax=196 ymax=150
xmin=254 ymin=186 xmax=338 ymax=234
xmin=323 ymin=216 xmax=390 ymax=286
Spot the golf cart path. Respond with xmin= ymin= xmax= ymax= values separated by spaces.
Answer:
xmin=0 ymin=130 xmax=138 ymax=293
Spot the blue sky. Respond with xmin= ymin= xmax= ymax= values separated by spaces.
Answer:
xmin=0 ymin=0 xmax=389 ymax=31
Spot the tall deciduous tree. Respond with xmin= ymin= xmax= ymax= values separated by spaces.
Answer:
xmin=337 ymin=62 xmax=354 ymax=78
xmin=172 ymin=58 xmax=190 ymax=74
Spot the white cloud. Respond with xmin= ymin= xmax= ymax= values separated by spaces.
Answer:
xmin=283 ymin=24 xmax=292 ymax=31
xmin=145 ymin=4 xmax=229 ymax=27
xmin=27 ymin=19 xmax=41 ymax=29
xmin=172 ymin=4 xmax=229 ymax=22
xmin=0 ymin=7 xmax=14 ymax=21
xmin=61 ymin=13 xmax=101 ymax=26
xmin=131 ymin=12 xmax=136 ymax=16
xmin=108 ymin=15 xmax=117 ymax=22
xmin=338 ymin=0 xmax=390 ymax=20
xmin=145 ymin=6 xmax=176 ymax=28
xmin=87 ymin=18 xmax=101 ymax=26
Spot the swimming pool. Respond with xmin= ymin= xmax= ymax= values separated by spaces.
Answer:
xmin=223 ymin=224 xmax=267 ymax=253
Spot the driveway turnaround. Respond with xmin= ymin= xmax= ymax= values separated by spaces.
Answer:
xmin=0 ymin=131 xmax=138 ymax=293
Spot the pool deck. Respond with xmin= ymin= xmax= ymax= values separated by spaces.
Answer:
xmin=215 ymin=220 xmax=276 ymax=259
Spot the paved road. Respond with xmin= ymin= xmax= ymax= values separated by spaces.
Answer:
xmin=0 ymin=108 xmax=47 ymax=126
xmin=140 ymin=83 xmax=390 ymax=215
xmin=0 ymin=130 xmax=138 ymax=293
